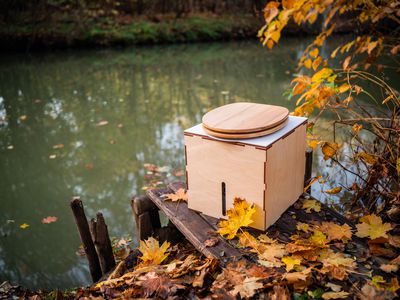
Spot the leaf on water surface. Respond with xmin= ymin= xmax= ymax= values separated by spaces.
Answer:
xmin=19 ymin=115 xmax=27 ymax=121
xmin=302 ymin=199 xmax=321 ymax=213
xmin=355 ymin=214 xmax=392 ymax=239
xmin=323 ymin=187 xmax=342 ymax=194
xmin=19 ymin=223 xmax=29 ymax=229
xmin=163 ymin=188 xmax=188 ymax=202
xmin=49 ymin=154 xmax=57 ymax=159
xmin=172 ymin=169 xmax=184 ymax=177
xmin=41 ymin=216 xmax=58 ymax=224
xmin=96 ymin=120 xmax=109 ymax=126
xmin=52 ymin=144 xmax=64 ymax=149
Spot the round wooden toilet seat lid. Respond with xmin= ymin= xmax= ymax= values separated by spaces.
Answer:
xmin=202 ymin=102 xmax=289 ymax=138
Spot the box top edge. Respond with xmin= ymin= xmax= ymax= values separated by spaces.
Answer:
xmin=184 ymin=116 xmax=307 ymax=147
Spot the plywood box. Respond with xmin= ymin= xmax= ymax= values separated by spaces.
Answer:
xmin=184 ymin=116 xmax=307 ymax=231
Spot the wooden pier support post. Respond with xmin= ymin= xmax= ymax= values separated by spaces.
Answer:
xmin=131 ymin=195 xmax=161 ymax=242
xmin=304 ymin=149 xmax=313 ymax=194
xmin=70 ymin=197 xmax=102 ymax=282
xmin=90 ymin=212 xmax=116 ymax=275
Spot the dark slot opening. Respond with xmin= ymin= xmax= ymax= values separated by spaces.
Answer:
xmin=221 ymin=182 xmax=226 ymax=216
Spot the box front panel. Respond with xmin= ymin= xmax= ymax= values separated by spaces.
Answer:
xmin=185 ymin=135 xmax=266 ymax=230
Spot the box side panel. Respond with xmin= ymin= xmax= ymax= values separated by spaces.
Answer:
xmin=185 ymin=135 xmax=266 ymax=230
xmin=264 ymin=124 xmax=306 ymax=228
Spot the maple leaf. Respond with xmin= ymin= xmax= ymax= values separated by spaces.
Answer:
xmin=239 ymin=231 xmax=259 ymax=248
xmin=302 ymin=199 xmax=321 ymax=213
xmin=281 ymin=256 xmax=301 ymax=272
xmin=139 ymin=237 xmax=170 ymax=265
xmin=231 ymin=277 xmax=263 ymax=298
xmin=318 ymin=249 xmax=355 ymax=280
xmin=41 ymin=216 xmax=58 ymax=224
xmin=309 ymin=230 xmax=329 ymax=247
xmin=258 ymin=243 xmax=287 ymax=261
xmin=296 ymin=222 xmax=310 ymax=232
xmin=283 ymin=267 xmax=312 ymax=284
xmin=321 ymin=291 xmax=349 ymax=299
xmin=218 ymin=198 xmax=255 ymax=240
xmin=163 ymin=188 xmax=188 ymax=202
xmin=19 ymin=223 xmax=29 ymax=229
xmin=319 ymin=222 xmax=352 ymax=242
xmin=355 ymin=214 xmax=392 ymax=239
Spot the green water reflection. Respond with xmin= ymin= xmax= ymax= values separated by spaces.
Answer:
xmin=0 ymin=38 xmax=386 ymax=289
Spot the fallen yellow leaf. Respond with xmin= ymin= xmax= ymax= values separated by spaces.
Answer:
xmin=218 ymin=198 xmax=256 ymax=240
xmin=139 ymin=237 xmax=170 ymax=265
xmin=282 ymin=256 xmax=301 ymax=272
xmin=302 ymin=199 xmax=321 ymax=213
xmin=355 ymin=214 xmax=392 ymax=239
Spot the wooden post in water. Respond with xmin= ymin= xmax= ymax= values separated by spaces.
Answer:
xmin=90 ymin=212 xmax=116 ymax=275
xmin=304 ymin=149 xmax=313 ymax=194
xmin=70 ymin=197 xmax=102 ymax=282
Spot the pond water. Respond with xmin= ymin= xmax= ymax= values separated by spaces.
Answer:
xmin=0 ymin=38 xmax=391 ymax=289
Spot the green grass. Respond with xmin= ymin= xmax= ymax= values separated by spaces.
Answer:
xmin=0 ymin=14 xmax=259 ymax=49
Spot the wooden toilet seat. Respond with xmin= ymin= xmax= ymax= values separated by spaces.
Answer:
xmin=202 ymin=102 xmax=289 ymax=139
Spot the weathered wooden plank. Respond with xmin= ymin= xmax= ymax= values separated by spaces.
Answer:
xmin=146 ymin=186 xmax=246 ymax=265
xmin=90 ymin=212 xmax=116 ymax=275
xmin=167 ymin=181 xmax=389 ymax=280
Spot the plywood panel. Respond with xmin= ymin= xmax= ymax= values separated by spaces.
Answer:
xmin=264 ymin=124 xmax=306 ymax=228
xmin=185 ymin=135 xmax=266 ymax=230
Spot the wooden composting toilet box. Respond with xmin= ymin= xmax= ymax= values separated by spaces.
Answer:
xmin=183 ymin=102 xmax=307 ymax=231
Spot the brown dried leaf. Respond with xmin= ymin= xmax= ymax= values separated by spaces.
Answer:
xmin=163 ymin=188 xmax=188 ymax=202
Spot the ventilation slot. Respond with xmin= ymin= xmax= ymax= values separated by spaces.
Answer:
xmin=221 ymin=182 xmax=226 ymax=216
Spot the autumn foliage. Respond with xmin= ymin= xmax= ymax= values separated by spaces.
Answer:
xmin=259 ymin=0 xmax=399 ymax=221
xmin=87 ymin=197 xmax=400 ymax=299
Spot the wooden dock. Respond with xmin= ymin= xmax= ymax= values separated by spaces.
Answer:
xmin=132 ymin=181 xmax=388 ymax=280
